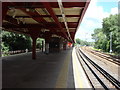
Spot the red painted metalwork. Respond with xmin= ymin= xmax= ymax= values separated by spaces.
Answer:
xmin=2 ymin=1 xmax=90 ymax=59
xmin=42 ymin=2 xmax=68 ymax=39
xmin=29 ymin=29 xmax=41 ymax=59
xmin=0 ymin=2 xmax=1 ymax=27
xmin=2 ymin=3 xmax=9 ymax=21
xmin=2 ymin=1 xmax=90 ymax=39
xmin=3 ymin=22 xmax=77 ymax=29
xmin=11 ymin=2 xmax=85 ymax=8
xmin=15 ymin=15 xmax=81 ymax=18
xmin=20 ymin=8 xmax=47 ymax=24
xmin=4 ymin=15 xmax=18 ymax=26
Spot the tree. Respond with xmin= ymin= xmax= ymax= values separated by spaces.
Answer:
xmin=75 ymin=38 xmax=93 ymax=46
xmin=2 ymin=31 xmax=32 ymax=51
xmin=36 ymin=38 xmax=44 ymax=49
xmin=92 ymin=28 xmax=109 ymax=51
xmin=92 ymin=14 xmax=120 ymax=54
xmin=76 ymin=38 xmax=81 ymax=44
xmin=102 ymin=14 xmax=120 ymax=53
xmin=1 ymin=42 xmax=9 ymax=56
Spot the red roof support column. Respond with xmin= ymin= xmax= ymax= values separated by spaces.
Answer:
xmin=0 ymin=2 xmax=2 ymax=28
xmin=29 ymin=29 xmax=40 ymax=60
xmin=0 ymin=2 xmax=8 ymax=27
xmin=2 ymin=3 xmax=9 ymax=22
xmin=2 ymin=8 xmax=8 ymax=21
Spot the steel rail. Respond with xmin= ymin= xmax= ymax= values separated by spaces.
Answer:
xmin=75 ymin=47 xmax=109 ymax=89
xmin=75 ymin=47 xmax=95 ymax=89
xmin=78 ymin=48 xmax=120 ymax=89
xmin=83 ymin=47 xmax=120 ymax=65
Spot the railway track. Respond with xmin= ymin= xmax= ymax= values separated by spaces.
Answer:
xmin=75 ymin=47 xmax=120 ymax=89
xmin=82 ymin=47 xmax=120 ymax=66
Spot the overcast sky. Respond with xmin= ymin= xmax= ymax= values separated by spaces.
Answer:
xmin=75 ymin=0 xmax=118 ymax=42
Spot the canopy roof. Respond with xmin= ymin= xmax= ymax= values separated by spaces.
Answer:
xmin=2 ymin=0 xmax=90 ymax=42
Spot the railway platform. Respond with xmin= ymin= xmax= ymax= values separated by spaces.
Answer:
xmin=2 ymin=48 xmax=91 ymax=89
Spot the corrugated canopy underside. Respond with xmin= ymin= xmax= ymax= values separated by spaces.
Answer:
xmin=2 ymin=1 xmax=90 ymax=42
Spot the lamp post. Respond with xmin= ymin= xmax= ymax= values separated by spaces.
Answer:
xmin=85 ymin=33 xmax=88 ymax=46
xmin=85 ymin=33 xmax=88 ymax=41
xmin=110 ymin=32 xmax=112 ymax=53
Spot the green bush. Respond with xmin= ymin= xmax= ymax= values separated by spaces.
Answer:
xmin=2 ymin=42 xmax=9 ymax=56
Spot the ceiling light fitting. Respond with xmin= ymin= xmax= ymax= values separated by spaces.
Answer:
xmin=16 ymin=18 xmax=25 ymax=24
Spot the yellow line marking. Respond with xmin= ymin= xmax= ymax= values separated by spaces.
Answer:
xmin=72 ymin=49 xmax=83 ymax=88
xmin=55 ymin=52 xmax=71 ymax=88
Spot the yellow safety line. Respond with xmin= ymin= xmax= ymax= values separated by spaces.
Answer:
xmin=74 ymin=55 xmax=83 ymax=88
xmin=72 ymin=50 xmax=83 ymax=88
xmin=55 ymin=52 xmax=70 ymax=88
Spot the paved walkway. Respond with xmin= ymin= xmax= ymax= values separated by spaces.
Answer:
xmin=2 ymin=48 xmax=74 ymax=88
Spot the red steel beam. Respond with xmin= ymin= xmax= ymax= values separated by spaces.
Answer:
xmin=3 ymin=22 xmax=78 ymax=29
xmin=9 ymin=2 xmax=85 ymax=8
xmin=4 ymin=15 xmax=58 ymax=29
xmin=10 ymin=3 xmax=61 ymax=36
xmin=3 ymin=23 xmax=53 ymax=28
xmin=10 ymin=2 xmax=50 ymax=27
xmin=61 ymin=22 xmax=78 ymax=28
xmin=49 ymin=2 xmax=85 ymax=8
xmin=3 ymin=13 xmax=67 ymax=39
xmin=17 ymin=3 xmax=67 ymax=39
xmin=4 ymin=16 xmax=78 ymax=28
xmin=2 ymin=2 xmax=9 ymax=21
xmin=5 ymin=16 xmax=78 ymax=26
xmin=42 ymin=2 xmax=68 ymax=39
xmin=62 ymin=2 xmax=85 ymax=8
xmin=4 ymin=15 xmax=18 ymax=26
xmin=19 ymin=8 xmax=47 ymax=25
xmin=2 ymin=2 xmax=17 ymax=28
xmin=15 ymin=15 xmax=81 ymax=18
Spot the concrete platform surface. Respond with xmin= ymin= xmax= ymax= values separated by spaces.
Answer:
xmin=2 ymin=48 xmax=75 ymax=88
